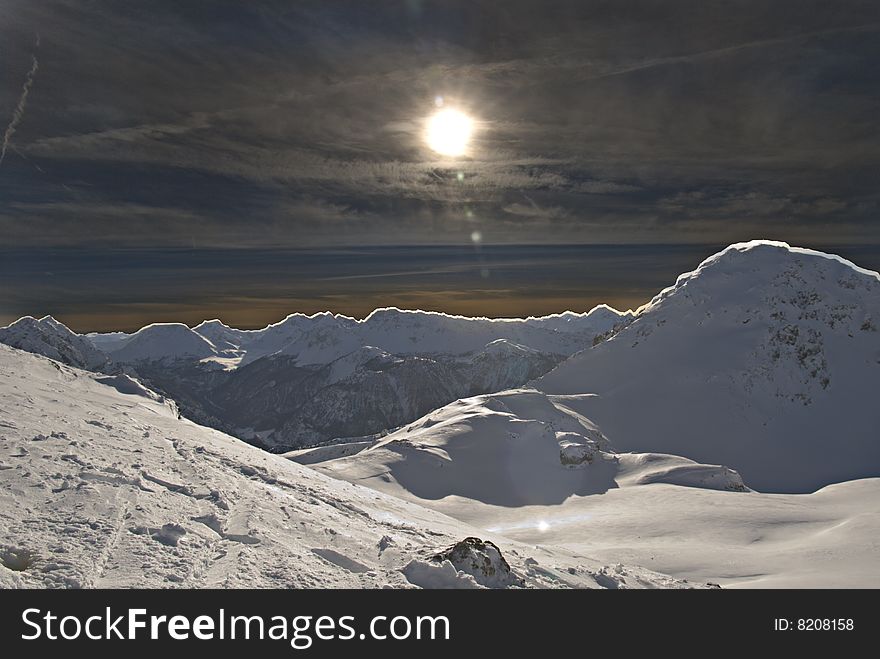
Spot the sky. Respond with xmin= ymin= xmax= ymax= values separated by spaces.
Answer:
xmin=1 ymin=1 xmax=879 ymax=330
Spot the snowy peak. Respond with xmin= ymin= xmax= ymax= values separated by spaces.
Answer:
xmin=108 ymin=323 xmax=218 ymax=363
xmin=521 ymin=305 xmax=634 ymax=332
xmin=0 ymin=315 xmax=108 ymax=370
xmin=192 ymin=319 xmax=261 ymax=354
xmin=236 ymin=312 xmax=357 ymax=366
xmin=640 ymin=240 xmax=878 ymax=316
xmin=77 ymin=306 xmax=629 ymax=368
xmin=624 ymin=240 xmax=880 ymax=398
xmin=537 ymin=241 xmax=880 ymax=492
xmin=193 ymin=319 xmax=230 ymax=331
xmin=255 ymin=305 xmax=627 ymax=366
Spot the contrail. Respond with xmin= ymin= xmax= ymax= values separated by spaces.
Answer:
xmin=0 ymin=34 xmax=40 ymax=168
xmin=583 ymin=22 xmax=880 ymax=82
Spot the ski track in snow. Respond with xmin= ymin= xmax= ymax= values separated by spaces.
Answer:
xmin=0 ymin=344 xmax=694 ymax=589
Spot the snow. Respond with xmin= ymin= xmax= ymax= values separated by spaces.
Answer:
xmin=283 ymin=440 xmax=375 ymax=465
xmin=536 ymin=240 xmax=880 ymax=492
xmin=2 ymin=309 xmax=625 ymax=451
xmin=107 ymin=323 xmax=218 ymax=362
xmin=92 ymin=374 xmax=170 ymax=405
xmin=475 ymin=479 xmax=880 ymax=588
xmin=310 ymin=389 xmax=748 ymax=506
xmin=0 ymin=316 xmax=108 ymax=370
xmin=314 ymin=390 xmax=624 ymax=505
xmin=309 ymin=388 xmax=880 ymax=588
xmin=0 ymin=344 xmax=693 ymax=589
xmin=233 ymin=306 xmax=627 ymax=367
xmin=192 ymin=319 xmax=261 ymax=355
xmin=84 ymin=330 xmax=131 ymax=352
xmin=81 ymin=306 xmax=625 ymax=369
xmin=401 ymin=559 xmax=483 ymax=589
xmin=3 ymin=240 xmax=878 ymax=589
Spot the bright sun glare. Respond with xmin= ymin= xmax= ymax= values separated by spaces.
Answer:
xmin=426 ymin=108 xmax=473 ymax=157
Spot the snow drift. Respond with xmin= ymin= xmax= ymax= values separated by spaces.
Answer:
xmin=311 ymin=389 xmax=748 ymax=506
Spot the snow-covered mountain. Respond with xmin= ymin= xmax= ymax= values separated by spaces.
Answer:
xmin=290 ymin=241 xmax=880 ymax=587
xmin=84 ymin=330 xmax=132 ymax=352
xmin=1 ymin=307 xmax=625 ymax=451
xmin=304 ymin=385 xmax=880 ymax=588
xmin=0 ymin=343 xmax=693 ymax=589
xmin=3 ymin=240 xmax=880 ymax=588
xmin=192 ymin=319 xmax=260 ymax=355
xmin=535 ymin=241 xmax=880 ymax=493
xmin=3 ymin=242 xmax=877 ymax=476
xmin=216 ymin=306 xmax=628 ymax=367
xmin=76 ymin=307 xmax=626 ymax=369
xmin=131 ymin=339 xmax=563 ymax=450
xmin=0 ymin=316 xmax=108 ymax=370
xmin=107 ymin=323 xmax=219 ymax=363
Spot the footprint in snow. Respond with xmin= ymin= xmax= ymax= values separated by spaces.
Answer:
xmin=130 ymin=523 xmax=187 ymax=547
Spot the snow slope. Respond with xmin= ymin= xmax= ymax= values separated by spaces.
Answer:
xmin=85 ymin=330 xmax=131 ymax=352
xmin=308 ymin=388 xmax=880 ymax=588
xmin=4 ymin=312 xmax=599 ymax=452
xmin=0 ymin=344 xmax=693 ymax=589
xmin=0 ymin=316 xmax=108 ymax=370
xmin=311 ymin=389 xmax=748 ymax=507
xmin=107 ymin=323 xmax=219 ymax=363
xmin=192 ymin=319 xmax=261 ymax=356
xmin=537 ymin=241 xmax=880 ymax=493
xmin=473 ymin=478 xmax=880 ymax=589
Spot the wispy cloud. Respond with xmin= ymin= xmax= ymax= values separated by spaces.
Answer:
xmin=576 ymin=21 xmax=880 ymax=83
xmin=1 ymin=1 xmax=879 ymax=249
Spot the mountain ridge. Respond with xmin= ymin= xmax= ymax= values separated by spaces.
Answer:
xmin=535 ymin=240 xmax=880 ymax=492
xmin=3 ymin=241 xmax=877 ymax=463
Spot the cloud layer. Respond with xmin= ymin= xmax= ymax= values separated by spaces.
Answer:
xmin=1 ymin=2 xmax=879 ymax=328
xmin=0 ymin=0 xmax=877 ymax=249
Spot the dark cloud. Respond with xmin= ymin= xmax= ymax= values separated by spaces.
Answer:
xmin=0 ymin=1 xmax=879 ymax=326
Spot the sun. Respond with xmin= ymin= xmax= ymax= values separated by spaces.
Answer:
xmin=425 ymin=108 xmax=474 ymax=157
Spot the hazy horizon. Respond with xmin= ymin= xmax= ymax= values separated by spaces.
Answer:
xmin=3 ymin=241 xmax=879 ymax=333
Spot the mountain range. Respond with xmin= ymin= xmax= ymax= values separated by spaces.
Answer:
xmin=2 ymin=240 xmax=879 ymax=588
xmin=0 ymin=307 xmax=625 ymax=450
